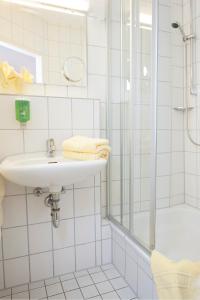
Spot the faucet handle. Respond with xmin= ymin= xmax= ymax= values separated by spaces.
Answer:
xmin=47 ymin=138 xmax=56 ymax=155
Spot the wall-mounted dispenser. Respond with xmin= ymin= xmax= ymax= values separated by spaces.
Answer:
xmin=15 ymin=100 xmax=30 ymax=124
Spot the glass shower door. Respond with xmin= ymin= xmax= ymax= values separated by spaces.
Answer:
xmin=108 ymin=0 xmax=156 ymax=251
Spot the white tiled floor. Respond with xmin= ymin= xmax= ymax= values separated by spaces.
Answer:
xmin=0 ymin=264 xmax=138 ymax=300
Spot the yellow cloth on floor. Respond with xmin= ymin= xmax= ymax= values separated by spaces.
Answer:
xmin=62 ymin=136 xmax=109 ymax=154
xmin=151 ymin=250 xmax=200 ymax=300
xmin=0 ymin=61 xmax=33 ymax=93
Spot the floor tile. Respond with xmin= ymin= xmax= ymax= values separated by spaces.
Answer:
xmin=104 ymin=269 xmax=120 ymax=280
xmin=29 ymin=280 xmax=44 ymax=290
xmin=12 ymin=284 xmax=28 ymax=295
xmin=81 ymin=285 xmax=99 ymax=299
xmin=74 ymin=270 xmax=88 ymax=278
xmin=101 ymin=291 xmax=120 ymax=300
xmin=88 ymin=267 xmax=101 ymax=274
xmin=60 ymin=273 xmax=74 ymax=282
xmin=91 ymin=272 xmax=107 ymax=284
xmin=48 ymin=293 xmax=65 ymax=299
xmin=46 ymin=282 xmax=63 ymax=297
xmin=45 ymin=277 xmax=60 ymax=286
xmin=101 ymin=265 xmax=114 ymax=271
xmin=62 ymin=279 xmax=79 ymax=292
xmin=65 ymin=289 xmax=84 ymax=300
xmin=116 ymin=287 xmax=136 ymax=300
xmin=89 ymin=297 xmax=102 ymax=300
xmin=96 ymin=281 xmax=114 ymax=295
xmin=1 ymin=297 xmax=11 ymax=300
xmin=30 ymin=286 xmax=46 ymax=299
xmin=12 ymin=291 xmax=29 ymax=299
xmin=110 ymin=278 xmax=128 ymax=290
xmin=0 ymin=289 xmax=11 ymax=298
xmin=76 ymin=275 xmax=93 ymax=288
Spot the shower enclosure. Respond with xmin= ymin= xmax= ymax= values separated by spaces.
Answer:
xmin=107 ymin=0 xmax=200 ymax=259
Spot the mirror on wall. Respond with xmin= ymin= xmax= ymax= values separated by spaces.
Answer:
xmin=0 ymin=1 xmax=87 ymax=89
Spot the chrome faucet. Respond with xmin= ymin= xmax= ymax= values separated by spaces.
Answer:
xmin=47 ymin=138 xmax=56 ymax=157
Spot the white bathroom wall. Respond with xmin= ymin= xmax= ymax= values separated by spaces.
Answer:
xmin=0 ymin=0 xmax=111 ymax=289
xmin=157 ymin=0 xmax=185 ymax=208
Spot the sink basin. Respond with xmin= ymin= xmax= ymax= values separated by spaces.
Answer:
xmin=0 ymin=152 xmax=107 ymax=192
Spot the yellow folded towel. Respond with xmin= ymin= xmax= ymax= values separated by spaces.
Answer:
xmin=151 ymin=250 xmax=200 ymax=300
xmin=62 ymin=136 xmax=111 ymax=160
xmin=62 ymin=136 xmax=109 ymax=154
xmin=0 ymin=61 xmax=33 ymax=93
xmin=63 ymin=149 xmax=110 ymax=160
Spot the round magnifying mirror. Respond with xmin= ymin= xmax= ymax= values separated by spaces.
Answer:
xmin=63 ymin=57 xmax=85 ymax=83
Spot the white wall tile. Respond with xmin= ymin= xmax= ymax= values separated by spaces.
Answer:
xmin=48 ymin=98 xmax=72 ymax=129
xmin=125 ymin=255 xmax=138 ymax=294
xmin=3 ymin=195 xmax=27 ymax=228
xmin=88 ymin=18 xmax=106 ymax=47
xmin=102 ymin=239 xmax=112 ymax=265
xmin=53 ymin=219 xmax=74 ymax=249
xmin=76 ymin=243 xmax=95 ymax=270
xmin=59 ymin=190 xmax=74 ymax=220
xmin=0 ymin=96 xmax=20 ymax=129
xmin=75 ymin=216 xmax=95 ymax=244
xmin=3 ymin=227 xmax=28 ymax=259
xmin=27 ymin=194 xmax=51 ymax=224
xmin=24 ymin=130 xmax=48 ymax=153
xmin=26 ymin=97 xmax=48 ymax=130
xmin=29 ymin=223 xmax=52 ymax=254
xmin=54 ymin=247 xmax=75 ymax=276
xmin=72 ymin=99 xmax=93 ymax=129
xmin=0 ymin=262 xmax=4 ymax=290
xmin=30 ymin=252 xmax=53 ymax=282
xmin=4 ymin=257 xmax=29 ymax=288
xmin=88 ymin=46 xmax=107 ymax=75
xmin=112 ymin=242 xmax=125 ymax=276
xmin=74 ymin=188 xmax=94 ymax=217
xmin=0 ymin=130 xmax=23 ymax=160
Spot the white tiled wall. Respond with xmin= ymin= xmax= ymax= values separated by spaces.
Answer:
xmin=157 ymin=0 xmax=185 ymax=209
xmin=0 ymin=0 xmax=110 ymax=289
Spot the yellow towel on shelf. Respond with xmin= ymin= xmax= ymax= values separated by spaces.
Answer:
xmin=0 ymin=61 xmax=33 ymax=93
xmin=151 ymin=250 xmax=200 ymax=300
xmin=62 ymin=136 xmax=111 ymax=160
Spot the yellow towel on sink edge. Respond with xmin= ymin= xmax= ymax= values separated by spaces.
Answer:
xmin=151 ymin=250 xmax=200 ymax=300
xmin=62 ymin=136 xmax=109 ymax=154
xmin=63 ymin=148 xmax=110 ymax=160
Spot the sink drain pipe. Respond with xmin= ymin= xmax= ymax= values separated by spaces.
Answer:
xmin=45 ymin=193 xmax=60 ymax=228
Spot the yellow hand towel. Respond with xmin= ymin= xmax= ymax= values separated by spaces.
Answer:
xmin=151 ymin=250 xmax=200 ymax=300
xmin=63 ymin=148 xmax=110 ymax=160
xmin=0 ymin=61 xmax=33 ymax=93
xmin=62 ymin=136 xmax=109 ymax=154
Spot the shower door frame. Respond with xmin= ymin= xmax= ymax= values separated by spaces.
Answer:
xmin=107 ymin=0 xmax=158 ymax=253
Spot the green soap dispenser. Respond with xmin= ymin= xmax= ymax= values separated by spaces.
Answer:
xmin=15 ymin=100 xmax=30 ymax=124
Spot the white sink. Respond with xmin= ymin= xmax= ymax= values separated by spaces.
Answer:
xmin=0 ymin=152 xmax=107 ymax=193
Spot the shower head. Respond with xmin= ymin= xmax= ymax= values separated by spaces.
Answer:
xmin=171 ymin=21 xmax=187 ymax=41
xmin=171 ymin=22 xmax=179 ymax=29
